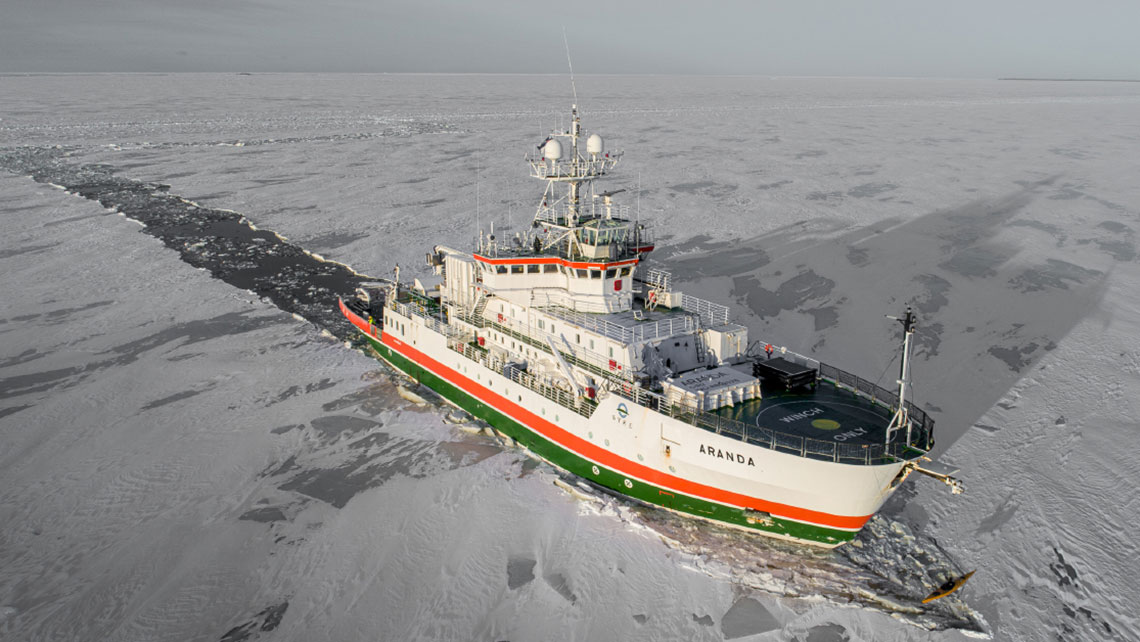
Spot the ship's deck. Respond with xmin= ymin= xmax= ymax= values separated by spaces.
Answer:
xmin=713 ymin=378 xmax=897 ymax=448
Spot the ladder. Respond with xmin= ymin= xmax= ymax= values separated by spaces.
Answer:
xmin=472 ymin=291 xmax=490 ymax=318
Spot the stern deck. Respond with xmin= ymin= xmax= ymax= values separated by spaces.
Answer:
xmin=715 ymin=378 xmax=897 ymax=448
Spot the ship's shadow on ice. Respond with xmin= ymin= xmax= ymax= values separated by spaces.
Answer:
xmin=661 ymin=175 xmax=1119 ymax=455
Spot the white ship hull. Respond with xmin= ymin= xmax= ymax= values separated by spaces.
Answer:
xmin=345 ymin=300 xmax=912 ymax=547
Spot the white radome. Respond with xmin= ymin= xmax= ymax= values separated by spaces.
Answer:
xmin=544 ymin=138 xmax=563 ymax=160
xmin=587 ymin=133 xmax=604 ymax=155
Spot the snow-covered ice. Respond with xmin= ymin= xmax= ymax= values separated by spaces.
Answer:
xmin=2 ymin=73 xmax=1139 ymax=641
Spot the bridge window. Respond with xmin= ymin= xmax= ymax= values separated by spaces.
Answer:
xmin=543 ymin=264 xmax=558 ymax=273
xmin=605 ymin=268 xmax=616 ymax=278
xmin=620 ymin=267 xmax=632 ymax=277
xmin=576 ymin=269 xmax=588 ymax=278
xmin=590 ymin=270 xmax=601 ymax=279
xmin=527 ymin=264 xmax=540 ymax=273
xmin=496 ymin=265 xmax=507 ymax=274
xmin=511 ymin=265 xmax=524 ymax=274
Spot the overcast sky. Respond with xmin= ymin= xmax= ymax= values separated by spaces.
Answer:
xmin=3 ymin=0 xmax=1138 ymax=78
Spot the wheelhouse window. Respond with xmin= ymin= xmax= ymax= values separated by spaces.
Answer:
xmin=511 ymin=265 xmax=524 ymax=274
xmin=605 ymin=268 xmax=616 ymax=278
xmin=527 ymin=264 xmax=540 ymax=273
xmin=543 ymin=264 xmax=558 ymax=273
xmin=590 ymin=270 xmax=601 ymax=279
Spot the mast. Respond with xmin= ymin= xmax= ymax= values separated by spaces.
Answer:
xmin=526 ymin=106 xmax=622 ymax=244
xmin=569 ymin=106 xmax=580 ymax=225
xmin=886 ymin=306 xmax=917 ymax=447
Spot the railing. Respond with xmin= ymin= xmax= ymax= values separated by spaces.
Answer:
xmin=679 ymin=293 xmax=730 ymax=327
xmin=538 ymin=304 xmax=697 ymax=344
xmin=391 ymin=288 xmax=933 ymax=465
xmin=818 ymin=362 xmax=935 ymax=451
xmin=641 ymin=268 xmax=671 ymax=291
xmin=530 ymin=290 xmax=612 ymax=314
xmin=751 ymin=339 xmax=821 ymax=371
xmin=663 ymin=397 xmax=930 ymax=466
xmin=451 ymin=306 xmax=635 ymax=385
xmin=448 ymin=339 xmax=597 ymax=418
xmin=607 ymin=373 xmax=932 ymax=466
xmin=747 ymin=342 xmax=933 ymax=448
xmin=391 ymin=300 xmax=469 ymax=341
xmin=627 ymin=224 xmax=655 ymax=251
xmin=533 ymin=201 xmax=636 ymax=226
xmin=527 ymin=155 xmax=620 ymax=181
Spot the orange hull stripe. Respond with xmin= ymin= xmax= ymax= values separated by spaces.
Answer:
xmin=340 ymin=299 xmax=377 ymax=337
xmin=379 ymin=332 xmax=872 ymax=531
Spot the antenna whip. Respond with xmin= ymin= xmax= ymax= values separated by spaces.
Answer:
xmin=562 ymin=26 xmax=578 ymax=104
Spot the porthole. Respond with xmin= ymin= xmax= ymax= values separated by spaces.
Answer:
xmin=623 ymin=479 xmax=633 ymax=489
xmin=588 ymin=431 xmax=593 ymax=439
xmin=591 ymin=465 xmax=600 ymax=475
xmin=668 ymin=465 xmax=677 ymax=473
xmin=637 ymin=454 xmax=644 ymax=461
xmin=604 ymin=439 xmax=610 ymax=447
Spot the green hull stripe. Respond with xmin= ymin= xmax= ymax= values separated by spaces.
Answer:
xmin=369 ymin=336 xmax=855 ymax=547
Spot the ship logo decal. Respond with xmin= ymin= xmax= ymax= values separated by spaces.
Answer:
xmin=616 ymin=403 xmax=629 ymax=419
xmin=700 ymin=444 xmax=756 ymax=467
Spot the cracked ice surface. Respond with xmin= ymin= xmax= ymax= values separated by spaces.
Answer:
xmin=2 ymin=73 xmax=1140 ymax=641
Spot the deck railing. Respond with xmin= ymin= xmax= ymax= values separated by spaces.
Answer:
xmin=661 ymin=390 xmax=931 ymax=465
xmin=391 ymin=300 xmax=469 ymax=340
xmin=678 ymin=293 xmax=730 ymax=327
xmin=537 ymin=304 xmax=697 ymax=344
xmin=609 ymin=376 xmax=933 ymax=466
xmin=450 ymin=306 xmax=635 ymax=385
xmin=447 ymin=339 xmax=597 ymax=418
xmin=390 ymin=289 xmax=933 ymax=465
xmin=817 ymin=362 xmax=935 ymax=452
